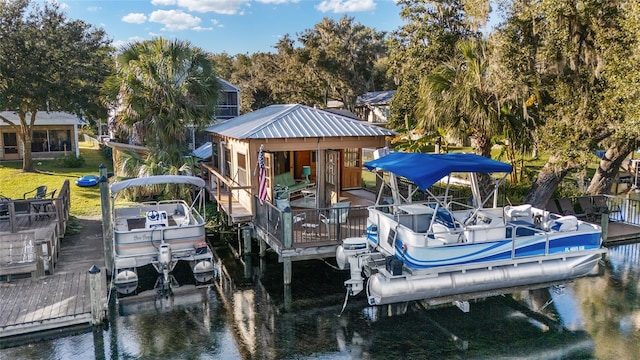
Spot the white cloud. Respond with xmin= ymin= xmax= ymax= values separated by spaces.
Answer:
xmin=174 ymin=0 xmax=248 ymax=15
xmin=122 ymin=13 xmax=147 ymax=24
xmin=113 ymin=36 xmax=146 ymax=50
xmin=192 ymin=26 xmax=214 ymax=32
xmin=211 ymin=19 xmax=224 ymax=28
xmin=149 ymin=10 xmax=202 ymax=31
xmin=316 ymin=0 xmax=376 ymax=13
xmin=87 ymin=6 xmax=100 ymax=12
xmin=256 ymin=0 xmax=298 ymax=4
xmin=47 ymin=0 xmax=68 ymax=9
xmin=151 ymin=0 xmax=176 ymax=5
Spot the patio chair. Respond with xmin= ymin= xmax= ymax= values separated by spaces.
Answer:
xmin=557 ymin=198 xmax=582 ymax=217
xmin=24 ymin=185 xmax=47 ymax=200
xmin=545 ymin=199 xmax=561 ymax=214
xmin=32 ymin=189 xmax=57 ymax=219
xmin=593 ymin=195 xmax=622 ymax=220
xmin=0 ymin=195 xmax=9 ymax=219
xmin=577 ymin=197 xmax=597 ymax=221
xmin=320 ymin=201 xmax=351 ymax=240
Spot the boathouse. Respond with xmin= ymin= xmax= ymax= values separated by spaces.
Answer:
xmin=201 ymin=104 xmax=396 ymax=285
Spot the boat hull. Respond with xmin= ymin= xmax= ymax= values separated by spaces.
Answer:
xmin=367 ymin=251 xmax=605 ymax=306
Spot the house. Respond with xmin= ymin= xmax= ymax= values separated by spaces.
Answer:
xmin=0 ymin=111 xmax=82 ymax=161
xmin=354 ymin=90 xmax=396 ymax=125
xmin=201 ymin=103 xmax=396 ymax=223
xmin=107 ymin=77 xmax=240 ymax=175
xmin=188 ymin=77 xmax=241 ymax=151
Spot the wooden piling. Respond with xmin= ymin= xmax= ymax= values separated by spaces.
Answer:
xmin=89 ymin=264 xmax=104 ymax=325
xmin=601 ymin=212 xmax=609 ymax=243
xmin=99 ymin=164 xmax=113 ymax=275
xmin=34 ymin=240 xmax=45 ymax=278
xmin=242 ymin=225 xmax=252 ymax=255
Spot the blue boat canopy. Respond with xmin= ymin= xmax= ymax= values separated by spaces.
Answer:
xmin=364 ymin=152 xmax=513 ymax=190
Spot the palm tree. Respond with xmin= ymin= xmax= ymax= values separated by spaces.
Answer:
xmin=416 ymin=39 xmax=501 ymax=158
xmin=105 ymin=37 xmax=220 ymax=171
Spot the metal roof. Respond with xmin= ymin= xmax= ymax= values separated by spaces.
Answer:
xmin=205 ymin=104 xmax=396 ymax=139
xmin=192 ymin=141 xmax=212 ymax=159
xmin=0 ymin=111 xmax=81 ymax=126
xmin=356 ymin=90 xmax=396 ymax=106
xmin=217 ymin=77 xmax=240 ymax=93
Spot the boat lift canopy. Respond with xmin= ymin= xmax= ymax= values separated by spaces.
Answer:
xmin=110 ymin=175 xmax=205 ymax=195
xmin=364 ymin=152 xmax=512 ymax=191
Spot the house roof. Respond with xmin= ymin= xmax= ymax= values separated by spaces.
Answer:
xmin=0 ymin=111 xmax=81 ymax=126
xmin=206 ymin=104 xmax=396 ymax=139
xmin=217 ymin=77 xmax=240 ymax=92
xmin=192 ymin=141 xmax=212 ymax=159
xmin=356 ymin=90 xmax=396 ymax=106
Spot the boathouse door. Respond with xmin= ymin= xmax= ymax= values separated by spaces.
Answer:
xmin=325 ymin=150 xmax=340 ymax=204
xmin=341 ymin=148 xmax=361 ymax=190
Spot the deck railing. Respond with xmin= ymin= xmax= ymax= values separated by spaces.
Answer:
xmin=0 ymin=180 xmax=70 ymax=235
xmin=200 ymin=163 xmax=252 ymax=216
xmin=253 ymin=195 xmax=370 ymax=249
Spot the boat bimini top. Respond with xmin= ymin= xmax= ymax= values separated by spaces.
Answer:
xmin=364 ymin=152 xmax=513 ymax=210
xmin=110 ymin=175 xmax=205 ymax=194
xmin=110 ymin=175 xmax=207 ymax=217
xmin=364 ymin=152 xmax=512 ymax=190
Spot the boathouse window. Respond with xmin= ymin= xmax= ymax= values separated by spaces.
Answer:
xmin=224 ymin=147 xmax=231 ymax=178
xmin=211 ymin=142 xmax=219 ymax=170
xmin=326 ymin=152 xmax=337 ymax=186
xmin=344 ymin=148 xmax=360 ymax=168
xmin=236 ymin=152 xmax=247 ymax=186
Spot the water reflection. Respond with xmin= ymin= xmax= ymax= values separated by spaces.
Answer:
xmin=1 ymin=242 xmax=639 ymax=359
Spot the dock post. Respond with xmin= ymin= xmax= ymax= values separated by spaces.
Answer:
xmin=282 ymin=206 xmax=293 ymax=286
xmin=34 ymin=239 xmax=45 ymax=278
xmin=89 ymin=264 xmax=105 ymax=325
xmin=99 ymin=164 xmax=113 ymax=275
xmin=601 ymin=212 xmax=609 ymax=243
xmin=241 ymin=225 xmax=252 ymax=255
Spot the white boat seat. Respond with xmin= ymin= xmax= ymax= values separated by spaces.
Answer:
xmin=547 ymin=215 xmax=578 ymax=232
xmin=432 ymin=222 xmax=462 ymax=244
xmin=504 ymin=204 xmax=532 ymax=221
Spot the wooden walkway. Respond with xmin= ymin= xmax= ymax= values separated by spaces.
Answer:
xmin=0 ymin=216 xmax=106 ymax=342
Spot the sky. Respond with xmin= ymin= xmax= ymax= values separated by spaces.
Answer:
xmin=56 ymin=0 xmax=406 ymax=55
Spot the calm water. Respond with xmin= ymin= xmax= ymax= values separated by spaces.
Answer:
xmin=2 ymin=242 xmax=639 ymax=360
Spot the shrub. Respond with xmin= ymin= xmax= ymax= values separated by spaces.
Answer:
xmin=100 ymin=143 xmax=112 ymax=159
xmin=55 ymin=154 xmax=85 ymax=168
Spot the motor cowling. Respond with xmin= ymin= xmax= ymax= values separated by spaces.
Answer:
xmin=336 ymin=237 xmax=369 ymax=297
xmin=336 ymin=237 xmax=368 ymax=270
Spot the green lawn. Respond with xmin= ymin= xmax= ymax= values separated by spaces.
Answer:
xmin=0 ymin=141 xmax=113 ymax=217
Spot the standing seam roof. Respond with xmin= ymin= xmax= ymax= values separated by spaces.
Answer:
xmin=206 ymin=104 xmax=396 ymax=139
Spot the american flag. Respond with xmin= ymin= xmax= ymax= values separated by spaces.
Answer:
xmin=258 ymin=146 xmax=267 ymax=205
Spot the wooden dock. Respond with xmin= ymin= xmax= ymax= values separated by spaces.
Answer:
xmin=604 ymin=221 xmax=640 ymax=245
xmin=0 ymin=216 xmax=106 ymax=343
xmin=0 ymin=270 xmax=106 ymax=339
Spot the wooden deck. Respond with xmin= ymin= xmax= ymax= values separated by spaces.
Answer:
xmin=0 ymin=270 xmax=106 ymax=339
xmin=209 ymin=186 xmax=253 ymax=225
xmin=605 ymin=221 xmax=640 ymax=245
xmin=0 ymin=204 xmax=106 ymax=343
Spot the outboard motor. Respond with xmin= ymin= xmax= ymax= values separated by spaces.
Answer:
xmin=158 ymin=244 xmax=172 ymax=295
xmin=336 ymin=237 xmax=369 ymax=296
